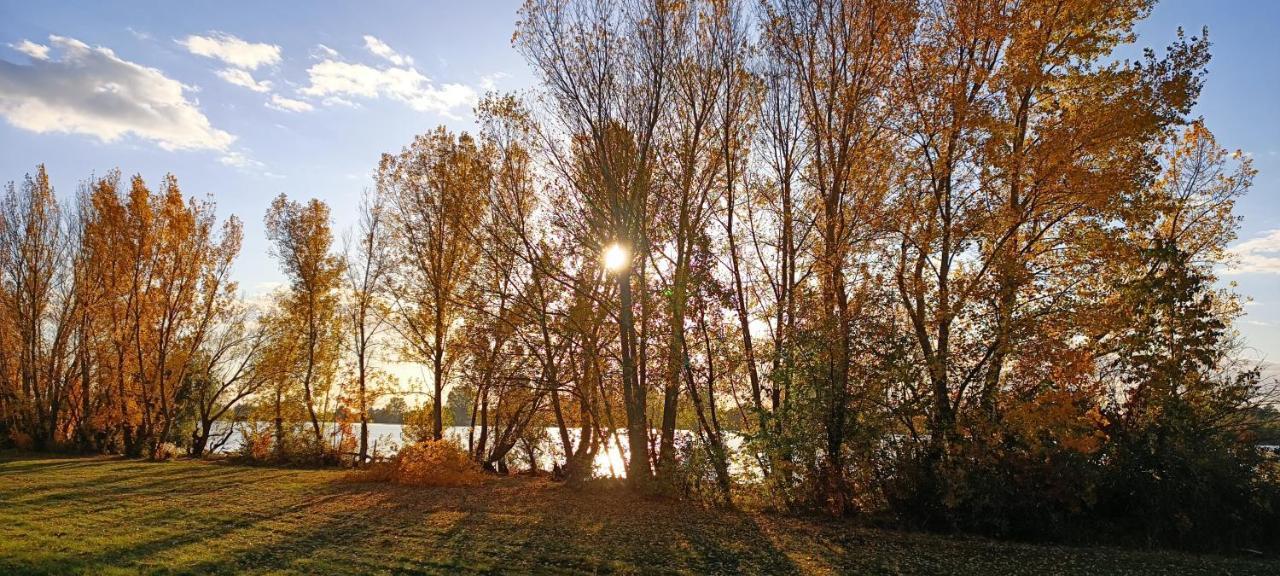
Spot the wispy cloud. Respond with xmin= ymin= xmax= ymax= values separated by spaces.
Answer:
xmin=218 ymin=150 xmax=263 ymax=170
xmin=312 ymin=44 xmax=340 ymax=60
xmin=479 ymin=72 xmax=509 ymax=91
xmin=266 ymin=94 xmax=314 ymax=113
xmin=126 ymin=27 xmax=152 ymax=42
xmin=178 ymin=32 xmax=281 ymax=70
xmin=302 ymin=40 xmax=475 ymax=117
xmin=216 ymin=67 xmax=272 ymax=93
xmin=1228 ymin=229 xmax=1280 ymax=275
xmin=363 ymin=35 xmax=412 ymax=66
xmin=0 ymin=35 xmax=233 ymax=151
xmin=9 ymin=39 xmax=50 ymax=60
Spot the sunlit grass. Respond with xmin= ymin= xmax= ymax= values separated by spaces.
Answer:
xmin=1 ymin=452 xmax=1275 ymax=575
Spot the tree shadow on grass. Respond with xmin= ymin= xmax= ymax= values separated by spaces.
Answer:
xmin=3 ymin=456 xmax=804 ymax=575
xmin=296 ymin=477 xmax=807 ymax=575
xmin=4 ymin=463 xmax=275 ymax=510
xmin=0 ymin=454 xmax=121 ymax=474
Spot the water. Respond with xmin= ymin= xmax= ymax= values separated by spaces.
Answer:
xmin=210 ymin=423 xmax=746 ymax=478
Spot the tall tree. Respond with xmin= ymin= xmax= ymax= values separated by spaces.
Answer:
xmin=344 ymin=190 xmax=392 ymax=464
xmin=265 ymin=194 xmax=343 ymax=445
xmin=379 ymin=127 xmax=490 ymax=440
xmin=0 ymin=166 xmax=77 ymax=450
xmin=765 ymin=0 xmax=913 ymax=513
xmin=516 ymin=0 xmax=681 ymax=489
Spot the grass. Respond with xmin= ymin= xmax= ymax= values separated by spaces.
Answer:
xmin=1 ymin=453 xmax=1276 ymax=575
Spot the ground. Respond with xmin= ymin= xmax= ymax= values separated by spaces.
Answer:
xmin=0 ymin=453 xmax=1275 ymax=575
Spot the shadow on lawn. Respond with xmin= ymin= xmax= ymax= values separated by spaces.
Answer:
xmin=184 ymin=477 xmax=807 ymax=574
xmin=0 ymin=454 xmax=805 ymax=575
xmin=304 ymin=478 xmax=805 ymax=574
xmin=5 ymin=455 xmax=1280 ymax=575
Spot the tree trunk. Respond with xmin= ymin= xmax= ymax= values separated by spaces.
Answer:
xmin=658 ymin=260 xmax=687 ymax=479
xmin=618 ymin=270 xmax=650 ymax=488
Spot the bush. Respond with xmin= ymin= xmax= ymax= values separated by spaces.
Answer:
xmin=238 ymin=424 xmax=275 ymax=462
xmin=354 ymin=439 xmax=483 ymax=487
xmin=152 ymin=442 xmax=181 ymax=461
xmin=7 ymin=429 xmax=34 ymax=451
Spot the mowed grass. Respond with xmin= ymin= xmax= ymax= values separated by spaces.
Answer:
xmin=1 ymin=453 xmax=1275 ymax=575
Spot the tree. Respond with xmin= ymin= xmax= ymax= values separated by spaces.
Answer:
xmin=0 ymin=165 xmax=76 ymax=451
xmin=73 ymin=172 xmax=241 ymax=458
xmin=344 ymin=190 xmax=392 ymax=464
xmin=516 ymin=0 xmax=682 ymax=490
xmin=265 ymin=194 xmax=344 ymax=446
xmin=764 ymin=0 xmax=913 ymax=514
xmin=188 ymin=302 xmax=271 ymax=457
xmin=1103 ymin=242 xmax=1267 ymax=548
xmin=886 ymin=1 xmax=1210 ymax=519
xmin=380 ymin=127 xmax=490 ymax=440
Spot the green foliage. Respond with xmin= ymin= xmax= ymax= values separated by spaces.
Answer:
xmin=1098 ymin=244 xmax=1277 ymax=550
xmin=402 ymin=400 xmax=450 ymax=444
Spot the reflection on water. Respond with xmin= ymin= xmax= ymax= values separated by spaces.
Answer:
xmin=212 ymin=423 xmax=747 ymax=478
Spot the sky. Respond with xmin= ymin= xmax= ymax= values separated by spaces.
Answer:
xmin=0 ymin=1 xmax=1277 ymax=373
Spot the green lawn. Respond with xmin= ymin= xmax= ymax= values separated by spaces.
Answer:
xmin=0 ymin=453 xmax=1274 ymax=575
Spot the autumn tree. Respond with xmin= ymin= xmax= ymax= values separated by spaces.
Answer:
xmin=344 ymin=190 xmax=392 ymax=464
xmin=265 ymin=194 xmax=344 ymax=446
xmin=764 ymin=0 xmax=913 ymax=513
xmin=516 ymin=0 xmax=684 ymax=489
xmin=1092 ymin=122 xmax=1271 ymax=549
xmin=70 ymin=172 xmax=242 ymax=458
xmin=0 ymin=165 xmax=77 ymax=450
xmin=379 ymin=127 xmax=490 ymax=440
xmin=188 ymin=302 xmax=272 ymax=457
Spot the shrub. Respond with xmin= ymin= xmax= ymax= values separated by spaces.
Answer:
xmin=8 ymin=429 xmax=34 ymax=451
xmin=238 ymin=424 xmax=275 ymax=462
xmin=354 ymin=439 xmax=483 ymax=487
xmin=153 ymin=442 xmax=181 ymax=461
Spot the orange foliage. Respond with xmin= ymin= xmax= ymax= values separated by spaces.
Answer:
xmin=354 ymin=440 xmax=484 ymax=487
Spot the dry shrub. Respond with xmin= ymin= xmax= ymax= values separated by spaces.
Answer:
xmin=239 ymin=425 xmax=275 ymax=462
xmin=353 ymin=439 xmax=483 ymax=487
xmin=152 ymin=442 xmax=180 ymax=461
xmin=8 ymin=429 xmax=33 ymax=450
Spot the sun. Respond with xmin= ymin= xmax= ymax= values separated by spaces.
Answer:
xmin=602 ymin=243 xmax=629 ymax=272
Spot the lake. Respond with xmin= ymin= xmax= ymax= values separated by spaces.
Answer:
xmin=211 ymin=423 xmax=747 ymax=478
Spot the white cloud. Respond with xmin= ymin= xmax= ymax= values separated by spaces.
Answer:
xmin=479 ymin=72 xmax=509 ymax=91
xmin=301 ymin=58 xmax=475 ymax=117
xmin=219 ymin=150 xmax=263 ymax=170
xmin=1229 ymin=230 xmax=1280 ymax=274
xmin=302 ymin=59 xmax=421 ymax=99
xmin=312 ymin=44 xmax=340 ymax=60
xmin=0 ymin=35 xmax=234 ymax=151
xmin=216 ymin=67 xmax=272 ymax=92
xmin=178 ymin=32 xmax=281 ymax=70
xmin=362 ymin=35 xmax=413 ymax=66
xmin=322 ymin=95 xmax=358 ymax=108
xmin=10 ymin=40 xmax=49 ymax=60
xmin=126 ymin=27 xmax=153 ymax=42
xmin=267 ymin=94 xmax=314 ymax=113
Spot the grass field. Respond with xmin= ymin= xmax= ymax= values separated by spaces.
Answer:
xmin=1 ymin=453 xmax=1275 ymax=575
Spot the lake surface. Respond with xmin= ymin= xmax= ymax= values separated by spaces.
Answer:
xmin=211 ymin=423 xmax=746 ymax=478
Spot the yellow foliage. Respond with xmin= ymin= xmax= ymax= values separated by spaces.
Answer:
xmin=354 ymin=439 xmax=483 ymax=487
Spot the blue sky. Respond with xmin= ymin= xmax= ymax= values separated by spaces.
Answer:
xmin=0 ymin=1 xmax=1277 ymax=369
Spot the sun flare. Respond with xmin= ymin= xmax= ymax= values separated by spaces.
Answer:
xmin=603 ymin=243 xmax=629 ymax=272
